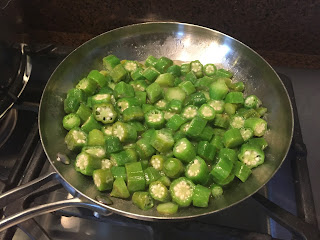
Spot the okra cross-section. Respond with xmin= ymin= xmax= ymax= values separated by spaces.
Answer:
xmin=185 ymin=156 xmax=209 ymax=185
xmin=93 ymin=103 xmax=117 ymax=124
xmin=132 ymin=192 xmax=154 ymax=210
xmin=64 ymin=128 xmax=87 ymax=151
xmin=238 ymin=143 xmax=265 ymax=168
xmin=150 ymin=129 xmax=174 ymax=153
xmin=244 ymin=118 xmax=267 ymax=137
xmin=173 ymin=138 xmax=196 ymax=163
xmin=149 ymin=181 xmax=170 ymax=202
xmin=145 ymin=109 xmax=165 ymax=129
xmin=75 ymin=152 xmax=101 ymax=176
xmin=170 ymin=177 xmax=195 ymax=207
xmin=112 ymin=122 xmax=137 ymax=143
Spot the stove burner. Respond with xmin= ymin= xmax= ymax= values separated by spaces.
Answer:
xmin=0 ymin=108 xmax=17 ymax=148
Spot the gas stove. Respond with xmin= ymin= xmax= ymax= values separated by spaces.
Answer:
xmin=0 ymin=44 xmax=318 ymax=240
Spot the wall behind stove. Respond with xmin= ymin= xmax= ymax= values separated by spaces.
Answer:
xmin=2 ymin=0 xmax=320 ymax=68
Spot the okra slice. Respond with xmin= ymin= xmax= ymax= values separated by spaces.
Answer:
xmin=130 ymin=80 xmax=148 ymax=92
xmin=116 ymin=97 xmax=140 ymax=113
xmin=145 ymin=109 xmax=165 ymax=129
xmin=111 ymin=166 xmax=127 ymax=181
xmin=219 ymin=148 xmax=237 ymax=163
xmin=158 ymin=175 xmax=171 ymax=187
xmin=240 ymin=128 xmax=254 ymax=141
xmin=123 ymin=60 xmax=138 ymax=72
xmin=210 ymin=184 xmax=223 ymax=198
xmin=62 ymin=113 xmax=81 ymax=130
xmin=146 ymin=82 xmax=163 ymax=103
xmin=155 ymin=73 xmax=175 ymax=87
xmin=64 ymin=94 xmax=81 ymax=114
xmin=154 ymin=56 xmax=173 ymax=73
xmin=209 ymin=79 xmax=229 ymax=100
xmin=110 ymin=149 xmax=138 ymax=166
xmin=81 ymin=114 xmax=102 ymax=133
xmin=101 ymin=125 xmax=113 ymax=137
xmin=87 ymin=129 xmax=105 ymax=146
xmin=82 ymin=146 xmax=106 ymax=159
xmin=93 ymin=169 xmax=114 ymax=191
xmin=166 ymin=114 xmax=187 ymax=131
xmin=65 ymin=128 xmax=87 ymax=151
xmin=216 ymin=68 xmax=233 ymax=78
xmin=110 ymin=178 xmax=130 ymax=199
xmin=170 ymin=177 xmax=195 ymax=207
xmin=113 ymin=82 xmax=135 ymax=99
xmin=208 ymin=100 xmax=225 ymax=114
xmin=165 ymin=87 xmax=186 ymax=102
xmin=154 ymin=99 xmax=168 ymax=110
xmin=135 ymin=91 xmax=147 ymax=105
xmin=174 ymin=77 xmax=183 ymax=87
xmin=149 ymin=181 xmax=170 ymax=202
xmin=195 ymin=125 xmax=215 ymax=142
xmin=173 ymin=138 xmax=196 ymax=164
xmin=167 ymin=64 xmax=181 ymax=77
xmin=192 ymin=185 xmax=211 ymax=208
xmin=244 ymin=118 xmax=267 ymax=137
xmin=186 ymin=116 xmax=207 ymax=138
xmin=213 ymin=114 xmax=230 ymax=129
xmin=210 ymin=135 xmax=224 ymax=150
xmin=181 ymin=105 xmax=198 ymax=120
xmin=180 ymin=63 xmax=191 ymax=76
xmin=198 ymin=104 xmax=216 ymax=121
xmin=190 ymin=60 xmax=203 ymax=78
xmin=123 ymin=106 xmax=144 ymax=122
xmin=233 ymin=81 xmax=245 ymax=92
xmin=225 ymin=92 xmax=244 ymax=104
xmin=210 ymin=156 xmax=233 ymax=182
xmin=212 ymin=127 xmax=226 ymax=137
xmin=203 ymin=63 xmax=217 ymax=76
xmin=178 ymin=81 xmax=196 ymax=95
xmin=75 ymin=152 xmax=101 ymax=176
xmin=101 ymin=159 xmax=113 ymax=170
xmin=93 ymin=103 xmax=117 ymax=124
xmin=150 ymin=155 xmax=165 ymax=171
xmin=105 ymin=136 xmax=123 ymax=154
xmin=136 ymin=138 xmax=156 ymax=159
xmin=76 ymin=78 xmax=98 ymax=96
xmin=142 ymin=103 xmax=156 ymax=114
xmin=163 ymin=158 xmax=184 ymax=179
xmin=188 ymin=92 xmax=207 ymax=107
xmin=157 ymin=202 xmax=178 ymax=215
xmin=224 ymin=103 xmax=237 ymax=115
xmin=185 ymin=156 xmax=209 ymax=185
xmin=88 ymin=70 xmax=109 ymax=88
xmin=144 ymin=167 xmax=162 ymax=185
xmin=142 ymin=67 xmax=160 ymax=82
xmin=195 ymin=76 xmax=215 ymax=90
xmin=126 ymin=162 xmax=146 ymax=192
xmin=150 ymin=129 xmax=174 ymax=153
xmin=163 ymin=111 xmax=175 ymax=121
xmin=244 ymin=95 xmax=262 ymax=109
xmin=185 ymin=71 xmax=197 ymax=84
xmin=131 ymin=68 xmax=146 ymax=81
xmin=167 ymin=100 xmax=183 ymax=113
xmin=256 ymin=107 xmax=268 ymax=116
xmin=132 ymin=192 xmax=154 ymax=210
xmin=76 ymin=103 xmax=91 ymax=123
xmin=247 ymin=137 xmax=268 ymax=150
xmin=145 ymin=55 xmax=158 ymax=67
xmin=112 ymin=122 xmax=137 ymax=143
xmin=103 ymin=55 xmax=121 ymax=71
xmin=230 ymin=115 xmax=245 ymax=129
xmin=127 ymin=121 xmax=145 ymax=134
xmin=238 ymin=143 xmax=265 ymax=168
xmin=110 ymin=64 xmax=128 ymax=83
xmin=233 ymin=161 xmax=252 ymax=182
xmin=223 ymin=128 xmax=244 ymax=148
xmin=197 ymin=141 xmax=217 ymax=162
xmin=237 ymin=108 xmax=261 ymax=119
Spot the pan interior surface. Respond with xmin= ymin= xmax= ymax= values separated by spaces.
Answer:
xmin=39 ymin=22 xmax=293 ymax=220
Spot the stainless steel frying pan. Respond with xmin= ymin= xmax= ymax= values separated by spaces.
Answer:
xmin=0 ymin=22 xmax=293 ymax=230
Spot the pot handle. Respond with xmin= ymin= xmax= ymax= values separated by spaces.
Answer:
xmin=0 ymin=172 xmax=110 ymax=232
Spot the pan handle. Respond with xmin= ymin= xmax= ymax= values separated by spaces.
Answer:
xmin=0 ymin=172 xmax=110 ymax=232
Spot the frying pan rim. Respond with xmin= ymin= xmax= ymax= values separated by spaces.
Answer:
xmin=38 ymin=21 xmax=294 ymax=221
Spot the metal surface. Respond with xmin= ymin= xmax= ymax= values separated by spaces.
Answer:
xmin=0 ymin=22 xmax=294 ymax=226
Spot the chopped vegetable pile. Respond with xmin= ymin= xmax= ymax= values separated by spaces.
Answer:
xmin=62 ymin=55 xmax=269 ymax=215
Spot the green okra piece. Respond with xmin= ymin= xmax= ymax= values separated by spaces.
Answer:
xmin=101 ymin=124 xmax=113 ymax=137
xmin=155 ymin=73 xmax=175 ymax=87
xmin=110 ymin=64 xmax=128 ymax=83
xmin=233 ymin=81 xmax=245 ymax=92
xmin=233 ymin=161 xmax=252 ymax=182
xmin=167 ymin=64 xmax=181 ymax=77
xmin=166 ymin=114 xmax=187 ymax=131
xmin=215 ymin=68 xmax=233 ymax=78
xmin=122 ymin=106 xmax=144 ymax=122
xmin=81 ymin=114 xmax=102 ymax=133
xmin=110 ymin=178 xmax=130 ymax=198
xmin=65 ymin=128 xmax=87 ymax=151
xmin=230 ymin=115 xmax=245 ymax=129
xmin=76 ymin=78 xmax=98 ymax=96
xmin=178 ymin=81 xmax=196 ymax=95
xmin=103 ymin=55 xmax=121 ymax=71
xmin=208 ymin=100 xmax=225 ymax=114
xmin=195 ymin=76 xmax=215 ymax=90
xmin=145 ymin=55 xmax=158 ymax=67
xmin=116 ymin=97 xmax=140 ymax=113
xmin=135 ymin=91 xmax=147 ymax=105
xmin=105 ymin=136 xmax=123 ymax=154
xmin=167 ymin=100 xmax=183 ymax=113
xmin=93 ymin=169 xmax=114 ymax=191
xmin=210 ymin=156 xmax=233 ymax=183
xmin=240 ymin=128 xmax=254 ymax=141
xmin=185 ymin=156 xmax=209 ymax=185
xmin=163 ymin=158 xmax=184 ymax=179
xmin=174 ymin=77 xmax=183 ymax=87
xmin=64 ymin=94 xmax=81 ymax=114
xmin=158 ymin=175 xmax=171 ymax=187
xmin=127 ymin=121 xmax=145 ymax=134
xmin=192 ymin=185 xmax=211 ymax=208
xmin=190 ymin=60 xmax=203 ymax=78
xmin=82 ymin=146 xmax=106 ymax=159
xmin=131 ymin=67 xmax=146 ymax=81
xmin=256 ymin=107 xmax=268 ymax=116
xmin=212 ymin=127 xmax=226 ymax=137
xmin=195 ymin=125 xmax=215 ymax=142
xmin=189 ymin=92 xmax=207 ymax=107
xmin=198 ymin=104 xmax=216 ymax=121
xmin=197 ymin=141 xmax=217 ymax=162
xmin=247 ymin=137 xmax=268 ymax=150
xmin=123 ymin=60 xmax=138 ymax=72
xmin=62 ymin=113 xmax=81 ymax=130
xmin=145 ymin=109 xmax=165 ymax=129
xmin=87 ymin=129 xmax=105 ymax=146
xmin=149 ymin=181 xmax=170 ymax=202
xmin=113 ymin=82 xmax=135 ymax=99
xmin=244 ymin=95 xmax=262 ymax=109
xmin=185 ymin=71 xmax=198 ymax=84
xmin=165 ymin=87 xmax=186 ymax=102
xmin=203 ymin=63 xmax=217 ymax=77
xmin=111 ymin=166 xmax=127 ymax=181
xmin=88 ymin=70 xmax=109 ymax=88
xmin=157 ymin=202 xmax=178 ymax=215
xmin=210 ymin=184 xmax=223 ymax=198
xmin=144 ymin=167 xmax=162 ymax=185
xmin=132 ymin=192 xmax=154 ymax=210
xmin=136 ymin=138 xmax=156 ymax=159
xmin=224 ymin=103 xmax=237 ymax=115
xmin=90 ymin=93 xmax=112 ymax=106
xmin=225 ymin=92 xmax=244 ymax=104
xmin=141 ymin=129 xmax=156 ymax=142
xmin=126 ymin=162 xmax=146 ymax=193
xmin=219 ymin=148 xmax=237 ymax=163
xmin=170 ymin=177 xmax=195 ymax=207
xmin=101 ymin=159 xmax=113 ymax=170
xmin=173 ymin=138 xmax=196 ymax=164
xmin=142 ymin=67 xmax=160 ymax=82
xmin=223 ymin=128 xmax=244 ymax=148
xmin=150 ymin=129 xmax=174 ymax=153
xmin=150 ymin=155 xmax=165 ymax=171
xmin=209 ymin=79 xmax=229 ymax=100
xmin=93 ymin=103 xmax=117 ymax=124
xmin=213 ymin=113 xmax=230 ymax=129
xmin=237 ymin=108 xmax=261 ymax=119
xmin=244 ymin=118 xmax=268 ymax=137
xmin=75 ymin=152 xmax=101 ymax=176
xmin=210 ymin=135 xmax=224 ymax=150
xmin=155 ymin=99 xmax=168 ymax=110
xmin=186 ymin=116 xmax=207 ymax=138
xmin=181 ymin=105 xmax=198 ymax=120
xmin=180 ymin=63 xmax=191 ymax=76
xmin=154 ymin=56 xmax=173 ymax=73
xmin=238 ymin=143 xmax=265 ymax=168
xmin=112 ymin=122 xmax=137 ymax=143
xmin=130 ymin=80 xmax=148 ymax=92
xmin=146 ymin=82 xmax=163 ymax=103
xmin=110 ymin=149 xmax=138 ymax=166
xmin=142 ymin=103 xmax=156 ymax=114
